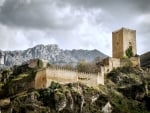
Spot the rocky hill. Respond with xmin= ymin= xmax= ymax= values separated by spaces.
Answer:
xmin=0 ymin=63 xmax=150 ymax=113
xmin=0 ymin=44 xmax=106 ymax=67
xmin=140 ymin=51 xmax=150 ymax=67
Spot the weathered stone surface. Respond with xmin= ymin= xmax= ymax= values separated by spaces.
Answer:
xmin=112 ymin=28 xmax=137 ymax=58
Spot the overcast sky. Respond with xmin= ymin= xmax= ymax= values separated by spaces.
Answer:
xmin=0 ymin=0 xmax=150 ymax=56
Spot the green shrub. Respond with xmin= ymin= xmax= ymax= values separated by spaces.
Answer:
xmin=39 ymin=82 xmax=62 ymax=107
xmin=125 ymin=46 xmax=133 ymax=58
xmin=77 ymin=61 xmax=97 ymax=73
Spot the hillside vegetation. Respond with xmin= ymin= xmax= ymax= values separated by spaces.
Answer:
xmin=0 ymin=64 xmax=150 ymax=113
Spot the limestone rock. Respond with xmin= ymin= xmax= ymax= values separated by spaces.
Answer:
xmin=0 ymin=44 xmax=106 ymax=67
xmin=102 ymin=102 xmax=112 ymax=113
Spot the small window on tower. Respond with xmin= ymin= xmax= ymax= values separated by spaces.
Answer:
xmin=129 ymin=42 xmax=132 ymax=45
xmin=117 ymin=42 xmax=119 ymax=45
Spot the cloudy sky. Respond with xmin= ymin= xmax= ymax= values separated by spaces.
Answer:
xmin=0 ymin=0 xmax=150 ymax=56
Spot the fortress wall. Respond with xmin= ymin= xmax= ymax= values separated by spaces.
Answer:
xmin=120 ymin=58 xmax=131 ymax=67
xmin=35 ymin=69 xmax=47 ymax=89
xmin=78 ymin=72 xmax=98 ymax=87
xmin=35 ymin=67 xmax=105 ymax=89
xmin=102 ymin=58 xmax=120 ymax=73
xmin=103 ymin=65 xmax=110 ymax=73
xmin=78 ymin=72 xmax=89 ymax=86
xmin=97 ymin=71 xmax=104 ymax=85
xmin=111 ymin=58 xmax=120 ymax=68
xmin=45 ymin=68 xmax=77 ymax=87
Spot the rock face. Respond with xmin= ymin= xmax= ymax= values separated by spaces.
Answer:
xmin=0 ymin=82 xmax=109 ymax=113
xmin=140 ymin=51 xmax=150 ymax=67
xmin=0 ymin=44 xmax=106 ymax=66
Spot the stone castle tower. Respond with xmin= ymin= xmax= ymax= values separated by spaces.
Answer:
xmin=112 ymin=28 xmax=137 ymax=58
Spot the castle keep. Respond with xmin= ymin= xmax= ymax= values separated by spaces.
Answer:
xmin=100 ymin=27 xmax=140 ymax=74
xmin=112 ymin=28 xmax=137 ymax=58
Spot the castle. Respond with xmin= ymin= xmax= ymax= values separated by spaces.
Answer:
xmin=99 ymin=28 xmax=140 ymax=74
xmin=0 ymin=27 xmax=140 ymax=89
xmin=34 ymin=27 xmax=140 ymax=89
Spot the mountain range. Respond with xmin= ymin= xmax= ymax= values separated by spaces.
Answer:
xmin=0 ymin=44 xmax=107 ymax=67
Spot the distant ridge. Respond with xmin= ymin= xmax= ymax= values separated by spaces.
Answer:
xmin=0 ymin=44 xmax=107 ymax=66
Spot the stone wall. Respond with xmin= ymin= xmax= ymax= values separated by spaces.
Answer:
xmin=45 ymin=68 xmax=77 ymax=88
xmin=35 ymin=69 xmax=47 ymax=89
xmin=35 ymin=68 xmax=104 ymax=89
xmin=120 ymin=57 xmax=140 ymax=67
xmin=100 ymin=57 xmax=140 ymax=75
xmin=101 ymin=57 xmax=120 ymax=73
xmin=78 ymin=71 xmax=104 ymax=87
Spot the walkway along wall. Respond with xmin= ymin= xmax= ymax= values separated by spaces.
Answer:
xmin=35 ymin=67 xmax=104 ymax=89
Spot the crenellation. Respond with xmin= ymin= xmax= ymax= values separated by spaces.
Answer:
xmin=35 ymin=67 xmax=104 ymax=89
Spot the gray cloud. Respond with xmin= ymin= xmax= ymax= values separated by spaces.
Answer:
xmin=0 ymin=0 xmax=149 ymax=55
xmin=0 ymin=0 xmax=82 ymax=30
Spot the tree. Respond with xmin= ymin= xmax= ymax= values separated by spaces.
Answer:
xmin=125 ymin=46 xmax=133 ymax=58
xmin=76 ymin=61 xmax=97 ymax=73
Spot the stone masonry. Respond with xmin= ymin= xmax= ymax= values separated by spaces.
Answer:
xmin=101 ymin=27 xmax=140 ymax=74
xmin=112 ymin=28 xmax=137 ymax=58
xmin=35 ymin=67 xmax=104 ymax=89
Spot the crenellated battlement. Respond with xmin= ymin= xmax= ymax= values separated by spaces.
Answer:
xmin=35 ymin=67 xmax=104 ymax=89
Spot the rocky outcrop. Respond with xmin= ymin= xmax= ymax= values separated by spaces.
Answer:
xmin=140 ymin=51 xmax=150 ymax=67
xmin=0 ymin=44 xmax=106 ymax=67
xmin=0 ymin=65 xmax=150 ymax=113
xmin=0 ymin=82 xmax=110 ymax=113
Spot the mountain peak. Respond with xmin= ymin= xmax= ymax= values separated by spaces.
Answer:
xmin=0 ymin=44 xmax=107 ymax=67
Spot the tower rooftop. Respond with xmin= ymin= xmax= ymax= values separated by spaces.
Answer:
xmin=112 ymin=27 xmax=136 ymax=33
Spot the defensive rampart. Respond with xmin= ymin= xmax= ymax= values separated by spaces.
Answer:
xmin=35 ymin=67 xmax=104 ymax=89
